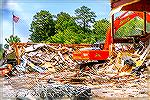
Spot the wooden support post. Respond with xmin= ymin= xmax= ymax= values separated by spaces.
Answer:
xmin=111 ymin=14 xmax=114 ymax=43
xmin=13 ymin=43 xmax=20 ymax=65
xmin=143 ymin=12 xmax=146 ymax=35
xmin=111 ymin=14 xmax=115 ymax=54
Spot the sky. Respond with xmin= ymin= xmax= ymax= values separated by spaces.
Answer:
xmin=1 ymin=0 xmax=111 ymax=45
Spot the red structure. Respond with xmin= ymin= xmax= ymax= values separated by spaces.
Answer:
xmin=73 ymin=0 xmax=150 ymax=61
xmin=73 ymin=12 xmax=150 ymax=60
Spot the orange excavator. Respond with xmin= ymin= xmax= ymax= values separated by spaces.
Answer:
xmin=72 ymin=11 xmax=150 ymax=61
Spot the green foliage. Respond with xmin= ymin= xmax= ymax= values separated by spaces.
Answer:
xmin=0 ymin=46 xmax=4 ymax=60
xmin=93 ymin=19 xmax=110 ymax=41
xmin=30 ymin=7 xmax=150 ymax=45
xmin=4 ymin=35 xmax=21 ymax=53
xmin=0 ymin=49 xmax=4 ymax=60
xmin=115 ymin=17 xmax=147 ymax=38
xmin=146 ymin=22 xmax=150 ymax=32
xmin=29 ymin=10 xmax=56 ymax=43
xmin=29 ymin=7 xmax=108 ymax=44
xmin=55 ymin=12 xmax=76 ymax=32
xmin=5 ymin=35 xmax=21 ymax=44
xmin=48 ymin=29 xmax=103 ymax=44
xmin=75 ymin=6 xmax=96 ymax=33
xmin=48 ymin=29 xmax=82 ymax=44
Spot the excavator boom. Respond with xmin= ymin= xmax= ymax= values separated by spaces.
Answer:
xmin=73 ymin=12 xmax=150 ymax=60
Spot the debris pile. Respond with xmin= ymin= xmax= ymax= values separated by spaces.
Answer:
xmin=37 ymin=84 xmax=92 ymax=100
xmin=19 ymin=44 xmax=76 ymax=73
xmin=0 ymin=41 xmax=150 ymax=99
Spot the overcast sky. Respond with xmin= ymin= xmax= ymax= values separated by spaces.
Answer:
xmin=1 ymin=0 xmax=111 ymax=44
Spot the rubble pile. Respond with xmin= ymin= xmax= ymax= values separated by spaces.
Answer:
xmin=19 ymin=44 xmax=77 ymax=73
xmin=0 ymin=42 xmax=150 ymax=99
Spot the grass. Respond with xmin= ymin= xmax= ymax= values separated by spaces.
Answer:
xmin=0 ymin=49 xmax=4 ymax=60
xmin=0 ymin=49 xmax=15 ymax=60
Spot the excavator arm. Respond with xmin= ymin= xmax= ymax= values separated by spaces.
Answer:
xmin=73 ymin=12 xmax=150 ymax=61
xmin=104 ymin=12 xmax=150 ymax=50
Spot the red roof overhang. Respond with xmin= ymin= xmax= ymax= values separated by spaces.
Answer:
xmin=111 ymin=0 xmax=150 ymax=12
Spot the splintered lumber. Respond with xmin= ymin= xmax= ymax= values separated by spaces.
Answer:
xmin=136 ymin=44 xmax=150 ymax=67
xmin=5 ymin=41 xmax=149 ymax=85
xmin=10 ymin=42 xmax=92 ymax=67
xmin=12 ymin=44 xmax=20 ymax=65
xmin=2 ymin=41 xmax=149 ymax=99
xmin=139 ymin=43 xmax=150 ymax=61
xmin=120 ymin=65 xmax=132 ymax=72
xmin=70 ymin=77 xmax=86 ymax=84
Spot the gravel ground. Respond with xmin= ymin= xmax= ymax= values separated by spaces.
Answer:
xmin=0 ymin=73 xmax=149 ymax=100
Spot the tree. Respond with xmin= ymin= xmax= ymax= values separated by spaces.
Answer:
xmin=29 ymin=10 xmax=55 ymax=43
xmin=47 ymin=12 xmax=82 ymax=44
xmin=49 ymin=30 xmax=82 ymax=44
xmin=4 ymin=35 xmax=21 ymax=51
xmin=55 ymin=12 xmax=80 ymax=33
xmin=93 ymin=19 xmax=110 ymax=41
xmin=55 ymin=12 xmax=71 ymax=32
xmin=75 ymin=6 xmax=96 ymax=33
xmin=115 ymin=18 xmax=143 ymax=38
xmin=5 ymin=35 xmax=21 ymax=44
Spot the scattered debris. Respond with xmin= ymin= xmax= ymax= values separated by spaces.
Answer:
xmin=0 ymin=41 xmax=149 ymax=99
